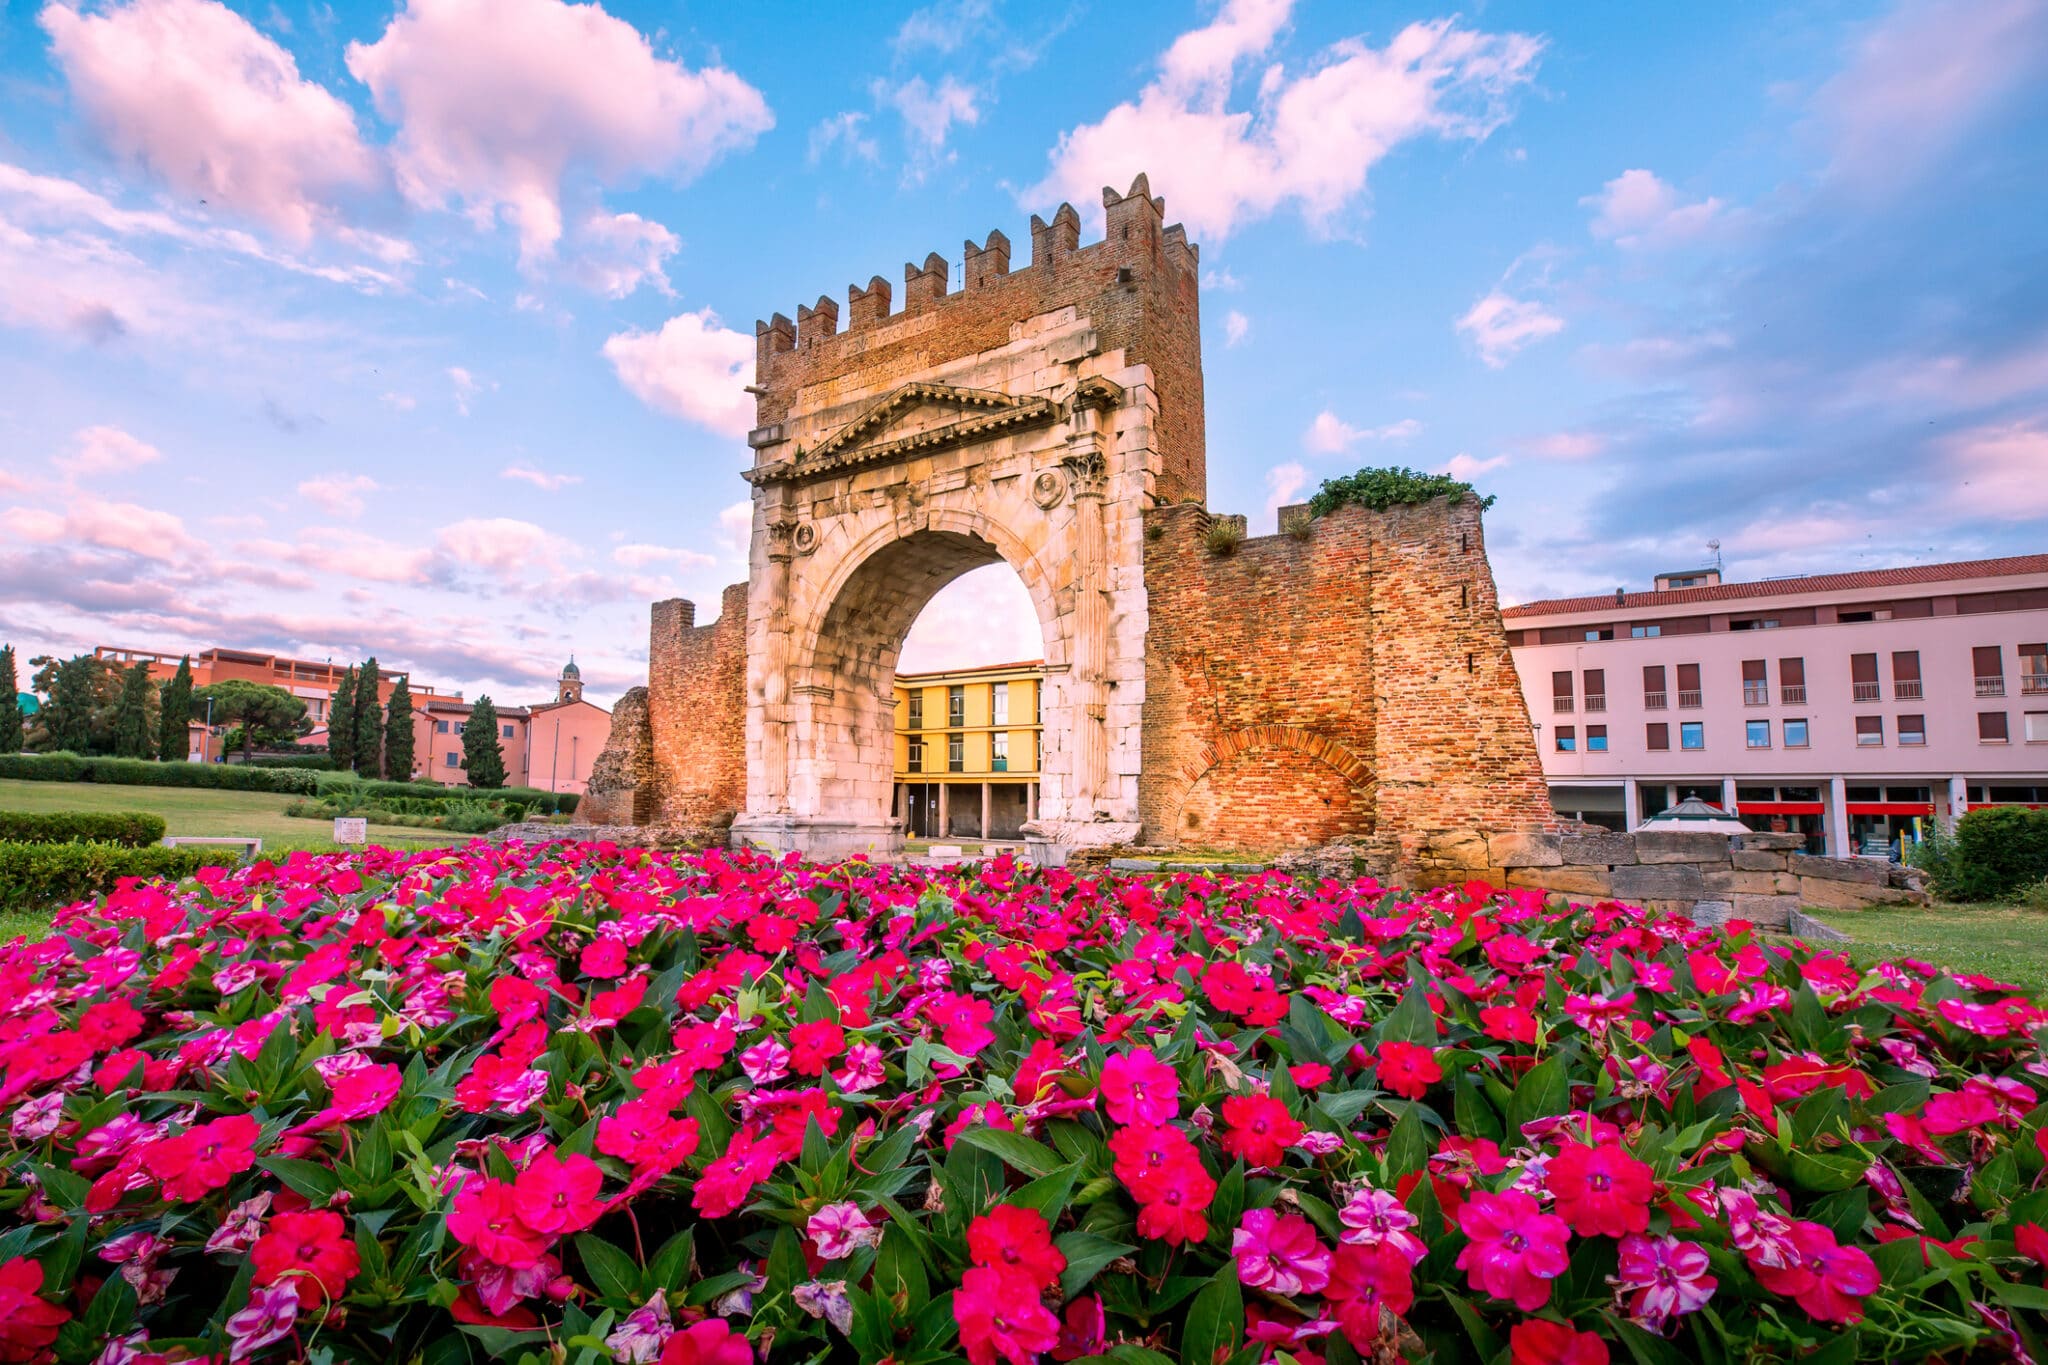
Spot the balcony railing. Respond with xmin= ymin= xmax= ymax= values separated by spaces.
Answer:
xmin=1977 ymin=676 xmax=2006 ymax=697
xmin=1584 ymin=695 xmax=1606 ymax=713
xmin=2024 ymin=674 xmax=2048 ymax=696
xmin=1553 ymin=697 xmax=1574 ymax=713
xmin=1743 ymin=683 xmax=1769 ymax=706
xmin=1851 ymin=681 xmax=1880 ymax=702
xmin=1894 ymin=680 xmax=1923 ymax=700
xmin=1643 ymin=691 xmax=1667 ymax=709
xmin=1678 ymin=690 xmax=1703 ymax=708
xmin=1781 ymin=685 xmax=1806 ymax=704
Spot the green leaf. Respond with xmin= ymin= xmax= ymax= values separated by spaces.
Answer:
xmin=1211 ymin=1160 xmax=1246 ymax=1236
xmin=259 ymin=1155 xmax=342 ymax=1203
xmin=1006 ymin=1164 xmax=1080 ymax=1224
xmin=956 ymin=1126 xmax=1064 ymax=1178
xmin=1180 ymin=1265 xmax=1244 ymax=1365
xmin=1452 ymin=1073 xmax=1504 ymax=1143
xmin=1442 ymin=1291 xmax=1500 ymax=1359
xmin=1314 ymin=1089 xmax=1378 ymax=1125
xmin=574 ymin=1234 xmax=642 ymax=1303
xmin=874 ymin=1226 xmax=930 ymax=1314
xmin=1789 ymin=1149 xmax=1869 ymax=1194
xmin=649 ymin=1227 xmax=695 ymax=1289
xmin=1503 ymin=1053 xmax=1573 ymax=1138
xmin=1384 ymin=1107 xmax=1429 ymax=1178
xmin=1056 ymin=1231 xmax=1137 ymax=1299
xmin=1372 ymin=983 xmax=1437 ymax=1047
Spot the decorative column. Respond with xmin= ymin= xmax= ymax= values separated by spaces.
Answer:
xmin=1947 ymin=774 xmax=1969 ymax=827
xmin=981 ymin=782 xmax=992 ymax=839
xmin=1064 ymin=439 xmax=1110 ymax=819
xmin=757 ymin=510 xmax=798 ymax=815
xmin=1825 ymin=776 xmax=1850 ymax=857
xmin=1622 ymin=781 xmax=1641 ymax=831
xmin=938 ymin=782 xmax=950 ymax=838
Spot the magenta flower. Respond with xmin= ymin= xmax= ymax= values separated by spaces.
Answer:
xmin=1453 ymin=1189 xmax=1571 ymax=1311
xmin=1338 ymin=1184 xmax=1426 ymax=1266
xmin=740 ymin=1038 xmax=790 ymax=1084
xmin=224 ymin=1282 xmax=299 ymax=1362
xmin=807 ymin=1202 xmax=881 ymax=1260
xmin=1231 ymin=1208 xmax=1332 ymax=1297
xmin=1616 ymin=1233 xmax=1718 ymax=1329
xmin=1099 ymin=1048 xmax=1180 ymax=1126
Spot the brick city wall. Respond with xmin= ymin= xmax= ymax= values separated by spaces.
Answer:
xmin=1138 ymin=495 xmax=1554 ymax=857
xmin=646 ymin=584 xmax=748 ymax=838
xmin=752 ymin=175 xmax=1207 ymax=505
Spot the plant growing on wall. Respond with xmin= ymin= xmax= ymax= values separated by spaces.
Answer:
xmin=1307 ymin=464 xmax=1497 ymax=518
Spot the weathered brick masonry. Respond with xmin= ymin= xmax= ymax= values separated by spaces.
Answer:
xmin=597 ymin=585 xmax=746 ymax=840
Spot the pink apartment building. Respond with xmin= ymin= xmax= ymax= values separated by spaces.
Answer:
xmin=409 ymin=660 xmax=612 ymax=794
xmin=1504 ymin=555 xmax=2048 ymax=856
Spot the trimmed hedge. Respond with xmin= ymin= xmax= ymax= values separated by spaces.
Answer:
xmin=346 ymin=777 xmax=578 ymax=815
xmin=0 ymin=840 xmax=242 ymax=910
xmin=240 ymin=754 xmax=339 ymax=771
xmin=1950 ymin=805 xmax=2048 ymax=901
xmin=0 ymin=752 xmax=318 ymax=795
xmin=0 ymin=810 xmax=167 ymax=847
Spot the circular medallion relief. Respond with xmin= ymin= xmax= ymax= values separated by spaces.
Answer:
xmin=793 ymin=522 xmax=819 ymax=555
xmin=1031 ymin=469 xmax=1067 ymax=510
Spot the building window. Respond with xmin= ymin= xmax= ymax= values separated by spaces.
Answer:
xmin=1732 ymin=617 xmax=1780 ymax=631
xmin=2022 ymin=644 xmax=2048 ymax=696
xmin=1980 ymin=711 xmax=2009 ymax=744
xmin=445 ymin=751 xmax=460 ymax=767
xmin=455 ymin=722 xmax=466 ymax=735
xmin=502 ymin=723 xmax=514 ymax=739
xmin=992 ymin=731 xmax=1009 ymax=771
xmin=1631 ymin=624 xmax=1662 ymax=639
xmin=1855 ymin=715 xmax=1884 ymax=747
xmin=948 ymin=732 xmax=964 ymax=771
xmin=1646 ymin=722 xmax=1670 ymax=751
xmin=948 ymin=685 xmax=965 ymax=726
xmin=1892 ymin=650 xmax=1922 ymax=700
xmin=1642 ymin=665 xmax=1666 ymax=710
xmin=907 ymin=741 xmax=923 ymax=774
xmin=1679 ymin=721 xmax=1704 ymax=750
xmin=1551 ymin=670 xmax=1574 ymax=714
xmin=1676 ymin=663 xmax=1702 ymax=709
xmin=1975 ymin=645 xmax=2005 ymax=697
xmin=1850 ymin=653 xmax=1880 ymax=703
xmin=908 ymin=692 xmax=923 ymax=729
xmin=992 ymin=682 xmax=1009 ymax=726
xmin=1584 ymin=628 xmax=1613 ymax=642
xmin=1746 ymin=720 xmax=1771 ymax=749
xmin=1780 ymin=656 xmax=1806 ymax=704
xmin=435 ymin=720 xmax=450 ymax=733
xmin=1555 ymin=726 xmax=1576 ymax=752
xmin=1741 ymin=659 xmax=1768 ymax=706
xmin=1587 ymin=725 xmax=1608 ymax=752
xmin=1898 ymin=714 xmax=1926 ymax=746
xmin=2025 ymin=711 xmax=2048 ymax=744
xmin=1583 ymin=669 xmax=1606 ymax=713
xmin=1784 ymin=718 xmax=1809 ymax=748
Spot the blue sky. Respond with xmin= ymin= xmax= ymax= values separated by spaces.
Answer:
xmin=1 ymin=0 xmax=2044 ymax=707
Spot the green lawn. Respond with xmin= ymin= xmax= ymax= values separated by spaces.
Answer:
xmin=1809 ymin=903 xmax=2048 ymax=994
xmin=0 ymin=778 xmax=470 ymax=854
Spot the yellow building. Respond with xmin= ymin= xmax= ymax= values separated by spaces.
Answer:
xmin=893 ymin=660 xmax=1045 ymax=840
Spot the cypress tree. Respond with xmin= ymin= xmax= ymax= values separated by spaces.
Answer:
xmin=112 ymin=662 xmax=153 ymax=758
xmin=328 ymin=667 xmax=358 ymax=773
xmin=0 ymin=645 xmax=21 ymax=755
xmin=44 ymin=656 xmax=97 ymax=753
xmin=462 ymin=695 xmax=507 ymax=788
xmin=156 ymin=655 xmax=192 ymax=761
xmin=383 ymin=675 xmax=415 ymax=782
xmin=353 ymin=658 xmax=383 ymax=777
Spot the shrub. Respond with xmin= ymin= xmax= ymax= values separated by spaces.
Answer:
xmin=1307 ymin=464 xmax=1497 ymax=518
xmin=0 ymin=752 xmax=317 ymax=795
xmin=1202 ymin=517 xmax=1246 ymax=556
xmin=1949 ymin=805 xmax=2048 ymax=901
xmin=348 ymin=778 xmax=577 ymax=815
xmin=0 ymin=847 xmax=2043 ymax=1363
xmin=242 ymin=753 xmax=339 ymax=771
xmin=441 ymin=798 xmax=510 ymax=834
xmin=0 ymin=810 xmax=167 ymax=847
xmin=0 ymin=840 xmax=240 ymax=908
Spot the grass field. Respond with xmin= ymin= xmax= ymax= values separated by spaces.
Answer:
xmin=0 ymin=778 xmax=470 ymax=853
xmin=1808 ymin=902 xmax=2048 ymax=992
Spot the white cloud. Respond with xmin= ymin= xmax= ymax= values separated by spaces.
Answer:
xmin=1301 ymin=410 xmax=1421 ymax=454
xmin=1202 ymin=267 xmax=1244 ymax=291
xmin=1944 ymin=419 xmax=2048 ymax=520
xmin=381 ymin=392 xmax=417 ymax=411
xmin=1441 ymin=452 xmax=1508 ymax=480
xmin=297 ymin=472 xmax=379 ymax=518
xmin=1263 ymin=459 xmax=1310 ymax=529
xmin=570 ymin=210 xmax=678 ymax=298
xmin=809 ymin=112 xmax=880 ymax=166
xmin=1224 ymin=310 xmax=1250 ymax=346
xmin=1583 ymin=169 xmax=1724 ymax=248
xmin=2 ymin=493 xmax=202 ymax=561
xmin=501 ymin=464 xmax=582 ymax=491
xmin=436 ymin=516 xmax=576 ymax=575
xmin=601 ymin=308 xmax=754 ymax=437
xmin=59 ymin=424 xmax=161 ymax=478
xmin=897 ymin=563 xmax=1042 ymax=673
xmin=1520 ymin=430 xmax=1605 ymax=460
xmin=40 ymin=0 xmax=380 ymax=243
xmin=1455 ymin=290 xmax=1563 ymax=367
xmin=447 ymin=365 xmax=484 ymax=415
xmin=1030 ymin=3 xmax=1541 ymax=241
xmin=345 ymin=0 xmax=773 ymax=264
xmin=611 ymin=542 xmax=714 ymax=570
xmin=718 ymin=501 xmax=753 ymax=561
xmin=875 ymin=74 xmax=980 ymax=150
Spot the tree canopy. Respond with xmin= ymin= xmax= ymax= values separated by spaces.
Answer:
xmin=190 ymin=680 xmax=310 ymax=759
xmin=157 ymin=656 xmax=192 ymax=762
xmin=383 ymin=675 xmax=415 ymax=782
xmin=462 ymin=696 xmax=507 ymax=789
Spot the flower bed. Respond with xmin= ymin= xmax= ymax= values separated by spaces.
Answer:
xmin=1 ymin=842 xmax=2045 ymax=1364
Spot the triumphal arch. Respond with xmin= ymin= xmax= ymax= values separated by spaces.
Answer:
xmin=584 ymin=174 xmax=1555 ymax=867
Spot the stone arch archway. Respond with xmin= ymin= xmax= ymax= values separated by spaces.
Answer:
xmin=1170 ymin=726 xmax=1376 ymax=849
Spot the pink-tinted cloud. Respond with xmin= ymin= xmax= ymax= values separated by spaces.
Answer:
xmin=345 ymin=0 xmax=772 ymax=264
xmin=1440 ymin=452 xmax=1508 ymax=480
xmin=296 ymin=473 xmax=380 ymax=518
xmin=501 ymin=463 xmax=583 ymax=491
xmin=570 ymin=210 xmax=678 ymax=298
xmin=1031 ymin=4 xmax=1541 ymax=240
xmin=1301 ymin=410 xmax=1421 ymax=454
xmin=1263 ymin=459 xmax=1309 ymax=529
xmin=1519 ymin=430 xmax=1606 ymax=460
xmin=1944 ymin=419 xmax=2048 ymax=520
xmin=602 ymin=308 xmax=754 ymax=437
xmin=2 ymin=494 xmax=202 ymax=561
xmin=1455 ymin=290 xmax=1563 ymax=368
xmin=611 ymin=542 xmax=714 ymax=570
xmin=58 ymin=424 xmax=161 ymax=478
xmin=1583 ymin=169 xmax=1724 ymax=248
xmin=40 ymin=0 xmax=380 ymax=243
xmin=436 ymin=516 xmax=576 ymax=574
xmin=898 ymin=563 xmax=1042 ymax=673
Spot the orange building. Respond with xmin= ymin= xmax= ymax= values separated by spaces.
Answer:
xmin=409 ymin=660 xmax=612 ymax=793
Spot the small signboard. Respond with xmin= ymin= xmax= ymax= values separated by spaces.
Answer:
xmin=334 ymin=817 xmax=369 ymax=845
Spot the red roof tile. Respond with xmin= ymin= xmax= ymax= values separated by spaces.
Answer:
xmin=1504 ymin=553 xmax=2048 ymax=619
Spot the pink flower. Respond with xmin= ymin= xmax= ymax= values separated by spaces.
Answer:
xmin=1375 ymin=1040 xmax=1444 ymax=1099
xmin=739 ymin=1038 xmax=790 ymax=1084
xmin=515 ymin=1150 xmax=607 ymax=1235
xmin=954 ymin=1266 xmax=1061 ymax=1365
xmin=1547 ymin=1141 xmax=1654 ymax=1237
xmin=206 ymin=1192 xmax=274 ymax=1253
xmin=1454 ymin=1189 xmax=1572 ymax=1311
xmin=141 ymin=1112 xmax=262 ymax=1202
xmin=0 ymin=1257 xmax=72 ymax=1360
xmin=450 ymin=1178 xmax=550 ymax=1269
xmin=660 ymin=1318 xmax=753 ymax=1365
xmin=1509 ymin=1319 xmax=1610 ymax=1365
xmin=967 ymin=1206 xmax=1066 ymax=1291
xmin=1751 ymin=1221 xmax=1878 ymax=1325
xmin=1615 ymin=1234 xmax=1717 ymax=1329
xmin=1052 ymin=1296 xmax=1105 ymax=1361
xmin=1722 ymin=1189 xmax=1799 ymax=1269
xmin=605 ymin=1289 xmax=675 ymax=1364
xmin=1219 ymin=1093 xmax=1303 ymax=1168
xmin=1099 ymin=1048 xmax=1180 ymax=1126
xmin=807 ymin=1202 xmax=881 ymax=1260
xmin=1339 ymin=1182 xmax=1427 ymax=1265
xmin=1231 ymin=1208 xmax=1332 ymax=1297
xmin=1921 ymin=1089 xmax=2001 ymax=1136
xmin=224 ymin=1282 xmax=299 ymax=1362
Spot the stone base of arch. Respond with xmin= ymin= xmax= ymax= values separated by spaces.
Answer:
xmin=729 ymin=814 xmax=906 ymax=861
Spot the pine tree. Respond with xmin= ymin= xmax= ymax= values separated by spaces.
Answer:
xmin=383 ymin=675 xmax=415 ymax=782
xmin=353 ymin=658 xmax=383 ymax=777
xmin=156 ymin=655 xmax=192 ymax=761
xmin=112 ymin=662 xmax=154 ymax=758
xmin=462 ymin=695 xmax=507 ymax=788
xmin=43 ymin=656 xmax=98 ymax=753
xmin=328 ymin=667 xmax=358 ymax=773
xmin=0 ymin=645 xmax=21 ymax=755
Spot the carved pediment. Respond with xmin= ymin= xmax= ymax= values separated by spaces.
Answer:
xmin=745 ymin=381 xmax=1118 ymax=487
